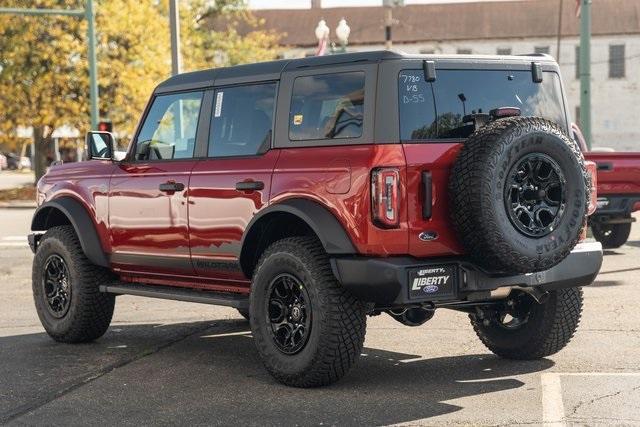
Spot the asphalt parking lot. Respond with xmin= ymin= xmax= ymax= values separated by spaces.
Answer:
xmin=1 ymin=208 xmax=639 ymax=426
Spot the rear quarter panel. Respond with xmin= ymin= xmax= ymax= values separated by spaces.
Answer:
xmin=270 ymin=144 xmax=410 ymax=256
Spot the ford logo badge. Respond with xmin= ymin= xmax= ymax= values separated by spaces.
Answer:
xmin=419 ymin=231 xmax=438 ymax=241
xmin=423 ymin=285 xmax=439 ymax=293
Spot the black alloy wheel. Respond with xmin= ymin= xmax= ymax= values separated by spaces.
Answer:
xmin=505 ymin=153 xmax=567 ymax=238
xmin=42 ymin=254 xmax=72 ymax=318
xmin=492 ymin=292 xmax=535 ymax=330
xmin=266 ymin=273 xmax=312 ymax=355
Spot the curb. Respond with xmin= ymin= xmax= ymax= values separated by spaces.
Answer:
xmin=0 ymin=201 xmax=37 ymax=209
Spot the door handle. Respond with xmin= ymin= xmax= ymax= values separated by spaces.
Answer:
xmin=597 ymin=162 xmax=613 ymax=171
xmin=159 ymin=182 xmax=185 ymax=193
xmin=235 ymin=181 xmax=264 ymax=191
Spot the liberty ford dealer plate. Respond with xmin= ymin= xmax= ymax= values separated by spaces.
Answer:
xmin=408 ymin=265 xmax=457 ymax=300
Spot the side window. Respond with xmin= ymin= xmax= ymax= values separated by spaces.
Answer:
xmin=209 ymin=83 xmax=276 ymax=157
xmin=135 ymin=91 xmax=203 ymax=161
xmin=289 ymin=72 xmax=364 ymax=141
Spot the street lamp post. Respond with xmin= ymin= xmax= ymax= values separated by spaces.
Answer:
xmin=314 ymin=18 xmax=350 ymax=56
xmin=334 ymin=18 xmax=350 ymax=53
xmin=314 ymin=19 xmax=330 ymax=56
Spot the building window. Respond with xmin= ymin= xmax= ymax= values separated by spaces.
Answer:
xmin=497 ymin=48 xmax=512 ymax=55
xmin=420 ymin=48 xmax=435 ymax=54
xmin=575 ymin=45 xmax=580 ymax=79
xmin=609 ymin=44 xmax=625 ymax=78
xmin=575 ymin=106 xmax=580 ymax=127
xmin=456 ymin=48 xmax=471 ymax=54
xmin=534 ymin=46 xmax=550 ymax=55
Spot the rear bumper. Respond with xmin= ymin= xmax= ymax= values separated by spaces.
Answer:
xmin=330 ymin=242 xmax=603 ymax=306
xmin=591 ymin=194 xmax=640 ymax=221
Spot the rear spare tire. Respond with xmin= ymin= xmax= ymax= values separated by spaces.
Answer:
xmin=450 ymin=117 xmax=589 ymax=273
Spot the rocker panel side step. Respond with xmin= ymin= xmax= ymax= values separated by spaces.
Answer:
xmin=100 ymin=283 xmax=249 ymax=309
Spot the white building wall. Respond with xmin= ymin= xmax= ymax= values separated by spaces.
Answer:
xmin=286 ymin=33 xmax=640 ymax=151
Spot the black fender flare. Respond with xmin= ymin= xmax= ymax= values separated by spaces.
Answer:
xmin=31 ymin=197 xmax=110 ymax=268
xmin=239 ymin=199 xmax=356 ymax=274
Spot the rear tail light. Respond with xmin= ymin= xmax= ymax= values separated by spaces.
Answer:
xmin=371 ymin=168 xmax=400 ymax=228
xmin=585 ymin=160 xmax=598 ymax=215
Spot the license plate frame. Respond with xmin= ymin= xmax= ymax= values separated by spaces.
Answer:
xmin=408 ymin=264 xmax=457 ymax=301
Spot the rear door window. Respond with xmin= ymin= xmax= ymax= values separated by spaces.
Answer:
xmin=399 ymin=69 xmax=565 ymax=141
xmin=289 ymin=72 xmax=365 ymax=141
xmin=208 ymin=83 xmax=277 ymax=157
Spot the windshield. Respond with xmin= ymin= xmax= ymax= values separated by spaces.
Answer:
xmin=399 ymin=69 xmax=566 ymax=141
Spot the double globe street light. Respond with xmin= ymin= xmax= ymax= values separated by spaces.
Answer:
xmin=314 ymin=18 xmax=351 ymax=55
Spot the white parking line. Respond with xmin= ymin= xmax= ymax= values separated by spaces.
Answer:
xmin=0 ymin=242 xmax=28 ymax=247
xmin=541 ymin=372 xmax=640 ymax=426
xmin=541 ymin=373 xmax=566 ymax=427
xmin=0 ymin=236 xmax=28 ymax=247
xmin=1 ymin=236 xmax=26 ymax=241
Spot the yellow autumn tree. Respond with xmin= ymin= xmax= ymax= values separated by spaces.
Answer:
xmin=0 ymin=0 xmax=282 ymax=182
xmin=0 ymin=0 xmax=170 ymax=180
xmin=180 ymin=0 xmax=282 ymax=70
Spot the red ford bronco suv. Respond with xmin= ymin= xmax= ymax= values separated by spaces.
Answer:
xmin=29 ymin=51 xmax=602 ymax=387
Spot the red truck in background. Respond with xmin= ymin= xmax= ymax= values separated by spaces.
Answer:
xmin=573 ymin=124 xmax=640 ymax=248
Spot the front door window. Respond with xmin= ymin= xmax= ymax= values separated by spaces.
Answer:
xmin=135 ymin=91 xmax=203 ymax=160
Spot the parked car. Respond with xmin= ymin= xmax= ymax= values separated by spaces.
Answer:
xmin=573 ymin=124 xmax=640 ymax=248
xmin=29 ymin=51 xmax=601 ymax=387
xmin=4 ymin=151 xmax=31 ymax=170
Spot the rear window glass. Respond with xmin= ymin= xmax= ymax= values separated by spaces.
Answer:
xmin=399 ymin=69 xmax=565 ymax=141
xmin=289 ymin=72 xmax=364 ymax=141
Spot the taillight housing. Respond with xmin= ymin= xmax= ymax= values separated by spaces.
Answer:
xmin=585 ymin=160 xmax=598 ymax=215
xmin=371 ymin=167 xmax=400 ymax=228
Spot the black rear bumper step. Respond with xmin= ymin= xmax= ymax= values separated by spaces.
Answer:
xmin=330 ymin=241 xmax=603 ymax=306
xmin=100 ymin=283 xmax=249 ymax=309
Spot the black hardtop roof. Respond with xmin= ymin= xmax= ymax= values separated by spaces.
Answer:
xmin=155 ymin=50 xmax=557 ymax=93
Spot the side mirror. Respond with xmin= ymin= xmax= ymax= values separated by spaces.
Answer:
xmin=85 ymin=131 xmax=115 ymax=160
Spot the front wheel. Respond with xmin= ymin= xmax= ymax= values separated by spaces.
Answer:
xmin=591 ymin=220 xmax=631 ymax=249
xmin=250 ymin=237 xmax=366 ymax=387
xmin=471 ymin=288 xmax=583 ymax=359
xmin=32 ymin=226 xmax=115 ymax=343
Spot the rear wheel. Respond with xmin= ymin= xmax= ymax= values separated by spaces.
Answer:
xmin=591 ymin=220 xmax=631 ymax=249
xmin=470 ymin=288 xmax=583 ymax=359
xmin=32 ymin=226 xmax=115 ymax=343
xmin=250 ymin=237 xmax=366 ymax=387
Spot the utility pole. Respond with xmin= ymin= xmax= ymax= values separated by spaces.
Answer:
xmin=169 ymin=0 xmax=182 ymax=76
xmin=579 ymin=0 xmax=592 ymax=149
xmin=555 ymin=0 xmax=563 ymax=61
xmin=86 ymin=0 xmax=98 ymax=130
xmin=384 ymin=6 xmax=393 ymax=50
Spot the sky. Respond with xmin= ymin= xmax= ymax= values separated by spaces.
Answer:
xmin=248 ymin=0 xmax=510 ymax=9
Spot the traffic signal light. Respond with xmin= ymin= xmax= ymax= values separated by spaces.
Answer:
xmin=97 ymin=120 xmax=113 ymax=132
